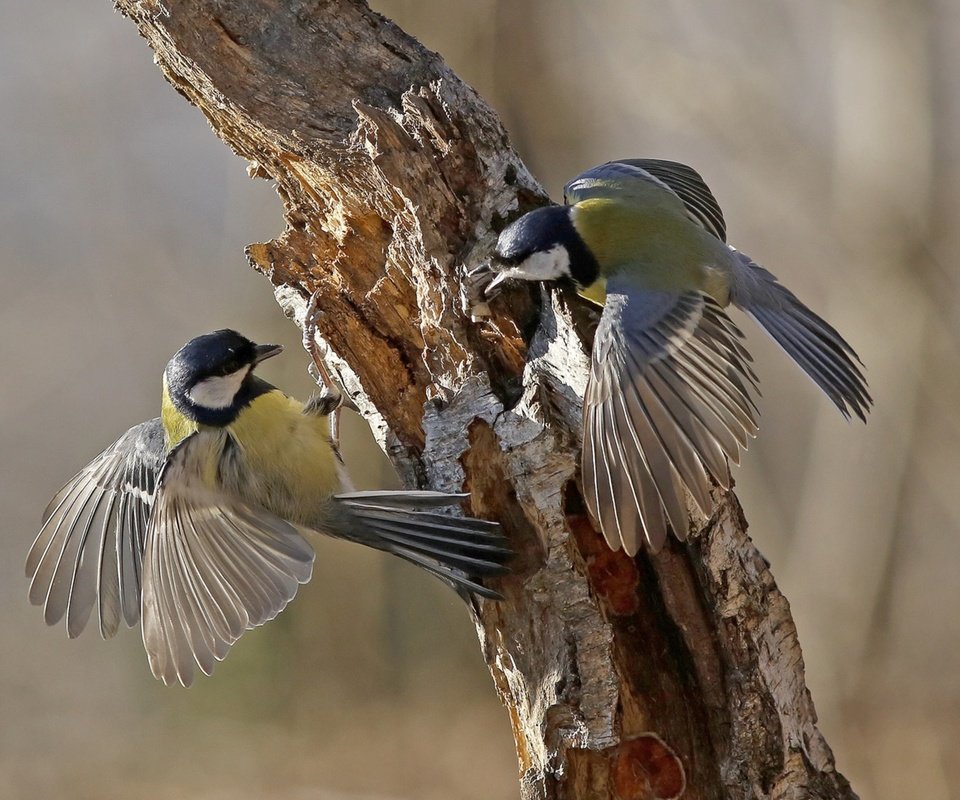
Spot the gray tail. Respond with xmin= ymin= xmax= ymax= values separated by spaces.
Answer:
xmin=730 ymin=250 xmax=872 ymax=421
xmin=334 ymin=491 xmax=511 ymax=600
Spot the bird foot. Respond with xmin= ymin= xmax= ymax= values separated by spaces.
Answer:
xmin=302 ymin=290 xmax=358 ymax=445
xmin=303 ymin=388 xmax=344 ymax=418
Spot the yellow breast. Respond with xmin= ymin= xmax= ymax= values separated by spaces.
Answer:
xmin=225 ymin=390 xmax=341 ymax=524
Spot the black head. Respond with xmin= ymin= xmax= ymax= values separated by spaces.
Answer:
xmin=164 ymin=329 xmax=282 ymax=426
xmin=487 ymin=205 xmax=599 ymax=295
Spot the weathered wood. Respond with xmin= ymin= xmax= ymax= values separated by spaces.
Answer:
xmin=114 ymin=1 xmax=857 ymax=797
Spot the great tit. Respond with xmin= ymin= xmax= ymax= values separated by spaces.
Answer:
xmin=27 ymin=329 xmax=509 ymax=686
xmin=484 ymin=158 xmax=871 ymax=554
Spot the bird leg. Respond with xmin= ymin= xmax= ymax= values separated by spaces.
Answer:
xmin=302 ymin=290 xmax=357 ymax=445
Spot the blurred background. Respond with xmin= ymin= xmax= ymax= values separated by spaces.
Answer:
xmin=1 ymin=1 xmax=957 ymax=797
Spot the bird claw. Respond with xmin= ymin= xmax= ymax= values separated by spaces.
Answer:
xmin=303 ymin=388 xmax=344 ymax=418
xmin=302 ymin=289 xmax=358 ymax=444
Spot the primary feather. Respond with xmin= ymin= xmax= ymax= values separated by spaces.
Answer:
xmin=140 ymin=429 xmax=315 ymax=687
xmin=583 ymin=286 xmax=759 ymax=551
xmin=27 ymin=419 xmax=165 ymax=638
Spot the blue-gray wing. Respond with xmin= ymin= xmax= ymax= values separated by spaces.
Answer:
xmin=27 ymin=418 xmax=166 ymax=639
xmin=141 ymin=431 xmax=314 ymax=686
xmin=564 ymin=159 xmax=727 ymax=242
xmin=582 ymin=279 xmax=759 ymax=553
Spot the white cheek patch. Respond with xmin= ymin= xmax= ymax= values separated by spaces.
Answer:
xmin=517 ymin=245 xmax=571 ymax=281
xmin=187 ymin=367 xmax=250 ymax=410
xmin=485 ymin=245 xmax=573 ymax=296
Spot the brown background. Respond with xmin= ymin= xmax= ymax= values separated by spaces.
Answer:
xmin=1 ymin=1 xmax=957 ymax=797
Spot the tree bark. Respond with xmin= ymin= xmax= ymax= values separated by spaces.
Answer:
xmin=114 ymin=2 xmax=857 ymax=798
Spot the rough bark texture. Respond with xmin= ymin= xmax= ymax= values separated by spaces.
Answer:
xmin=113 ymin=2 xmax=858 ymax=798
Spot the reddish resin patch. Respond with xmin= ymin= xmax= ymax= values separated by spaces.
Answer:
xmin=567 ymin=511 xmax=640 ymax=615
xmin=613 ymin=733 xmax=686 ymax=800
xmin=586 ymin=545 xmax=640 ymax=616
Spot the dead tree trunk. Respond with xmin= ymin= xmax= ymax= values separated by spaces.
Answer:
xmin=114 ymin=2 xmax=857 ymax=798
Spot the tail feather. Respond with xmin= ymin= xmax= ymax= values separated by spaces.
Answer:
xmin=730 ymin=251 xmax=872 ymax=421
xmin=337 ymin=490 xmax=473 ymax=509
xmin=363 ymin=527 xmax=510 ymax=574
xmin=389 ymin=549 xmax=504 ymax=600
xmin=337 ymin=505 xmax=505 ymax=541
xmin=333 ymin=491 xmax=510 ymax=600
xmin=351 ymin=517 xmax=512 ymax=556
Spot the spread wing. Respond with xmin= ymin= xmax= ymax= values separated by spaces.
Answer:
xmin=564 ymin=158 xmax=727 ymax=242
xmin=141 ymin=431 xmax=314 ymax=687
xmin=582 ymin=279 xmax=759 ymax=554
xmin=27 ymin=418 xmax=166 ymax=639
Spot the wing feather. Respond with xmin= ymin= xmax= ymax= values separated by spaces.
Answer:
xmin=602 ymin=398 xmax=645 ymax=552
xmin=141 ymin=432 xmax=314 ymax=687
xmin=564 ymin=159 xmax=727 ymax=241
xmin=613 ymin=372 xmax=689 ymax=539
xmin=26 ymin=418 xmax=165 ymax=639
xmin=583 ymin=284 xmax=759 ymax=553
xmin=594 ymin=398 xmax=635 ymax=551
